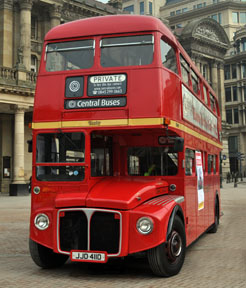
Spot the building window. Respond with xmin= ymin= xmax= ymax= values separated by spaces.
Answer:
xmin=31 ymin=16 xmax=38 ymax=40
xmin=226 ymin=109 xmax=232 ymax=124
xmin=244 ymin=86 xmax=246 ymax=101
xmin=170 ymin=11 xmax=175 ymax=16
xmin=176 ymin=24 xmax=183 ymax=28
xmin=233 ymin=86 xmax=238 ymax=101
xmin=218 ymin=13 xmax=222 ymax=24
xmin=234 ymin=108 xmax=239 ymax=124
xmin=224 ymin=64 xmax=230 ymax=80
xmin=197 ymin=3 xmax=203 ymax=8
xmin=31 ymin=55 xmax=38 ymax=72
xmin=228 ymin=136 xmax=238 ymax=153
xmin=242 ymin=39 xmax=246 ymax=51
xmin=176 ymin=9 xmax=181 ymax=15
xmin=240 ymin=12 xmax=246 ymax=23
xmin=203 ymin=64 xmax=207 ymax=80
xmin=140 ymin=2 xmax=144 ymax=15
xmin=182 ymin=8 xmax=188 ymax=13
xmin=149 ymin=2 xmax=152 ymax=15
xmin=225 ymin=87 xmax=231 ymax=102
xmin=242 ymin=64 xmax=246 ymax=78
xmin=123 ymin=5 xmax=134 ymax=13
xmin=231 ymin=64 xmax=237 ymax=78
xmin=232 ymin=12 xmax=239 ymax=23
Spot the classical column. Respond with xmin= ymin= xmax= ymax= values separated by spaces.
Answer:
xmin=12 ymin=106 xmax=27 ymax=184
xmin=49 ymin=4 xmax=62 ymax=29
xmin=0 ymin=0 xmax=13 ymax=67
xmin=218 ymin=62 xmax=226 ymax=122
xmin=19 ymin=0 xmax=33 ymax=70
xmin=211 ymin=61 xmax=218 ymax=97
xmin=218 ymin=62 xmax=230 ymax=177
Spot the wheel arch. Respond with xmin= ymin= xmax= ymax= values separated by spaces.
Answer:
xmin=166 ymin=205 xmax=185 ymax=242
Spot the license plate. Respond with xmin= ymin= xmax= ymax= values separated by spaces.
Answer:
xmin=71 ymin=251 xmax=107 ymax=263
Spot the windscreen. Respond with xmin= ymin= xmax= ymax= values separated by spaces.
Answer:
xmin=46 ymin=39 xmax=94 ymax=71
xmin=36 ymin=132 xmax=85 ymax=181
xmin=101 ymin=34 xmax=154 ymax=67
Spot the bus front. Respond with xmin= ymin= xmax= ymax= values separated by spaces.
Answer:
xmin=29 ymin=16 xmax=186 ymax=277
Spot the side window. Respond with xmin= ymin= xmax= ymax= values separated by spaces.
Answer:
xmin=210 ymin=93 xmax=215 ymax=112
xmin=185 ymin=149 xmax=194 ymax=176
xmin=213 ymin=155 xmax=217 ymax=174
xmin=208 ymin=154 xmax=213 ymax=174
xmin=203 ymin=85 xmax=208 ymax=104
xmin=191 ymin=69 xmax=199 ymax=94
xmin=160 ymin=39 xmax=177 ymax=74
xmin=180 ymin=55 xmax=190 ymax=85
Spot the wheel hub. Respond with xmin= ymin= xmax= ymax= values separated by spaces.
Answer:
xmin=167 ymin=230 xmax=182 ymax=262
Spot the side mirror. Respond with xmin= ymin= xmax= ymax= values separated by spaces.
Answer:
xmin=27 ymin=139 xmax=33 ymax=153
xmin=174 ymin=137 xmax=184 ymax=152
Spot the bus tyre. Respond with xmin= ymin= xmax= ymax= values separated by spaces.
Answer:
xmin=147 ymin=216 xmax=186 ymax=277
xmin=29 ymin=239 xmax=68 ymax=268
xmin=208 ymin=199 xmax=219 ymax=233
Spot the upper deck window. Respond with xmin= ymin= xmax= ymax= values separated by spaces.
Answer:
xmin=100 ymin=35 xmax=154 ymax=67
xmin=45 ymin=39 xmax=94 ymax=72
xmin=160 ymin=39 xmax=177 ymax=74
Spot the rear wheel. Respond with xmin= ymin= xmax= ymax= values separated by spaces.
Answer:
xmin=147 ymin=216 xmax=186 ymax=277
xmin=29 ymin=239 xmax=68 ymax=268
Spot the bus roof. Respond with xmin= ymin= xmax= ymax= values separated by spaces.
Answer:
xmin=45 ymin=15 xmax=177 ymax=43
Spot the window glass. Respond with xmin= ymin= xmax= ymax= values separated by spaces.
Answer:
xmin=232 ymin=12 xmax=239 ymax=23
xmin=234 ymin=108 xmax=239 ymax=124
xmin=233 ymin=86 xmax=237 ymax=101
xmin=225 ymin=87 xmax=231 ymax=102
xmin=213 ymin=155 xmax=217 ymax=174
xmin=226 ymin=109 xmax=232 ymax=124
xmin=46 ymin=40 xmax=94 ymax=71
xmin=203 ymin=86 xmax=208 ymax=104
xmin=240 ymin=12 xmax=246 ymax=23
xmin=123 ymin=5 xmax=134 ymax=13
xmin=224 ymin=64 xmax=230 ymax=80
xmin=185 ymin=149 xmax=194 ymax=176
xmin=180 ymin=55 xmax=189 ymax=85
xmin=191 ymin=69 xmax=199 ymax=94
xmin=128 ymin=147 xmax=178 ymax=176
xmin=36 ymin=132 xmax=85 ymax=182
xmin=101 ymin=35 xmax=154 ymax=67
xmin=36 ymin=133 xmax=85 ymax=163
xmin=208 ymin=154 xmax=213 ymax=174
xmin=232 ymin=64 xmax=237 ymax=78
xmin=91 ymin=134 xmax=113 ymax=177
xmin=210 ymin=93 xmax=215 ymax=111
xmin=149 ymin=2 xmax=152 ymax=15
xmin=160 ymin=39 xmax=177 ymax=74
xmin=140 ymin=1 xmax=144 ymax=14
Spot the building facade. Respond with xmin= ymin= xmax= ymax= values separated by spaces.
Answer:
xmin=0 ymin=0 xmax=119 ymax=195
xmin=122 ymin=0 xmax=163 ymax=18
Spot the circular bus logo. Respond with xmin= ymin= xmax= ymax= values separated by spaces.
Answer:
xmin=69 ymin=80 xmax=80 ymax=92
xmin=68 ymin=100 xmax=76 ymax=109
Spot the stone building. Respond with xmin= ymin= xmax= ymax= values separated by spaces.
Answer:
xmin=160 ymin=0 xmax=246 ymax=174
xmin=0 ymin=0 xmax=119 ymax=195
xmin=121 ymin=0 xmax=163 ymax=17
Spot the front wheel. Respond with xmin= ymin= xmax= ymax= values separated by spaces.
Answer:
xmin=147 ymin=216 xmax=186 ymax=277
xmin=29 ymin=239 xmax=69 ymax=268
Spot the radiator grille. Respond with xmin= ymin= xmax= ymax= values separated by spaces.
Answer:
xmin=58 ymin=209 xmax=121 ymax=255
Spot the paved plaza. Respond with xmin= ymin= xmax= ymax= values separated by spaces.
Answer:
xmin=0 ymin=181 xmax=246 ymax=288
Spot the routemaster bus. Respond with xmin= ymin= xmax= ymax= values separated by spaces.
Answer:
xmin=29 ymin=15 xmax=222 ymax=277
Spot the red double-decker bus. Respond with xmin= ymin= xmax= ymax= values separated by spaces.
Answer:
xmin=29 ymin=15 xmax=222 ymax=277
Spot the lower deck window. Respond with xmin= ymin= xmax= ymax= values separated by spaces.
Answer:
xmin=128 ymin=147 xmax=178 ymax=176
